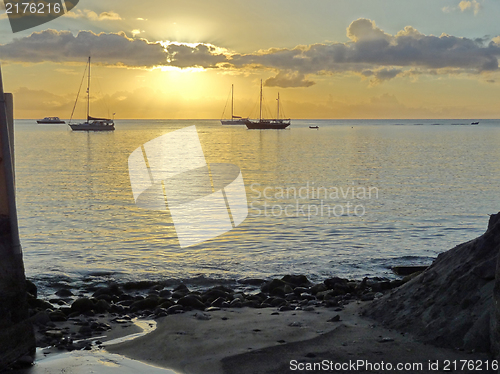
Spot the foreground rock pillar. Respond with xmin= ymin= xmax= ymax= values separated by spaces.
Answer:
xmin=0 ymin=65 xmax=35 ymax=370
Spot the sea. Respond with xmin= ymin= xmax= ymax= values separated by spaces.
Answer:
xmin=13 ymin=119 xmax=500 ymax=295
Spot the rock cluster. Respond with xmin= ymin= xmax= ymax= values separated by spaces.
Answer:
xmin=26 ymin=274 xmax=408 ymax=351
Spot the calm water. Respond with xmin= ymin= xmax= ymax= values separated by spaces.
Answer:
xmin=14 ymin=119 xmax=500 ymax=293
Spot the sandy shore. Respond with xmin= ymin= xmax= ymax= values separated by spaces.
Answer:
xmin=107 ymin=302 xmax=494 ymax=374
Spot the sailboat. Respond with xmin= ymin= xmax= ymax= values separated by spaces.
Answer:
xmin=245 ymin=80 xmax=291 ymax=130
xmin=69 ymin=57 xmax=115 ymax=131
xmin=220 ymin=84 xmax=249 ymax=125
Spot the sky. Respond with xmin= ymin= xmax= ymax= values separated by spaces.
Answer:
xmin=1 ymin=0 xmax=500 ymax=119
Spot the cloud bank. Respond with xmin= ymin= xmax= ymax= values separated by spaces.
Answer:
xmin=1 ymin=18 xmax=500 ymax=87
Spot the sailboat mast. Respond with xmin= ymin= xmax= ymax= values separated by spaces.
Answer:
xmin=87 ymin=56 xmax=90 ymax=122
xmin=277 ymin=92 xmax=280 ymax=120
xmin=259 ymin=79 xmax=263 ymax=121
xmin=231 ymin=84 xmax=234 ymax=119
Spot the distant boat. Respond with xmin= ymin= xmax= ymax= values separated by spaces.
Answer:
xmin=245 ymin=80 xmax=290 ymax=130
xmin=471 ymin=121 xmax=479 ymax=125
xmin=37 ymin=117 xmax=65 ymax=124
xmin=309 ymin=126 xmax=319 ymax=129
xmin=69 ymin=57 xmax=115 ymax=132
xmin=221 ymin=84 xmax=249 ymax=125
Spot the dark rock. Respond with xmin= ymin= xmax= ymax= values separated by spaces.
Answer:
xmin=49 ymin=311 xmax=67 ymax=322
xmin=167 ymin=305 xmax=184 ymax=314
xmin=28 ymin=298 xmax=53 ymax=310
xmin=367 ymin=213 xmax=500 ymax=354
xmin=324 ymin=277 xmax=347 ymax=289
xmin=229 ymin=299 xmax=242 ymax=308
xmin=55 ymin=289 xmax=73 ymax=297
xmin=177 ymin=296 xmax=205 ymax=310
xmin=211 ymin=297 xmax=226 ymax=308
xmin=71 ymin=298 xmax=95 ymax=313
xmin=392 ymin=266 xmax=429 ymax=276
xmin=26 ymin=280 xmax=38 ymax=298
xmin=159 ymin=289 xmax=172 ymax=298
xmin=94 ymin=299 xmax=111 ymax=313
xmin=269 ymin=287 xmax=286 ymax=298
xmin=281 ymin=275 xmax=311 ymax=287
xmin=310 ymin=283 xmax=327 ymax=295
xmin=261 ymin=279 xmax=287 ymax=293
xmin=123 ymin=281 xmax=159 ymax=290
xmin=327 ymin=314 xmax=341 ymax=322
xmin=173 ymin=284 xmax=190 ymax=293
xmin=237 ymin=278 xmax=266 ymax=286
xmin=131 ymin=296 xmax=159 ymax=311
xmin=360 ymin=293 xmax=375 ymax=301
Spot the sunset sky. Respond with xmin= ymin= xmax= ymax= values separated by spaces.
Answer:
xmin=1 ymin=0 xmax=500 ymax=119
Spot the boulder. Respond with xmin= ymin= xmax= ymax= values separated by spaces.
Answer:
xmin=364 ymin=213 xmax=500 ymax=353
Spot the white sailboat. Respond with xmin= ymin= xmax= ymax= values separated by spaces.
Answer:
xmin=220 ymin=84 xmax=248 ymax=125
xmin=69 ymin=57 xmax=115 ymax=131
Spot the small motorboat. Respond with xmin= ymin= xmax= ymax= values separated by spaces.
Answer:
xmin=471 ymin=121 xmax=479 ymax=125
xmin=37 ymin=117 xmax=65 ymax=124
xmin=309 ymin=126 xmax=319 ymax=129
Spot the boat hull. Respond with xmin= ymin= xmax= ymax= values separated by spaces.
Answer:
xmin=37 ymin=120 xmax=65 ymax=124
xmin=246 ymin=120 xmax=290 ymax=130
xmin=69 ymin=123 xmax=115 ymax=131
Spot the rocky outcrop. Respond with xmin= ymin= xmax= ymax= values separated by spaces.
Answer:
xmin=364 ymin=213 xmax=500 ymax=353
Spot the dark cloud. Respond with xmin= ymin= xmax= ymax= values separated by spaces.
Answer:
xmin=165 ymin=43 xmax=227 ymax=68
xmin=0 ymin=29 xmax=167 ymax=67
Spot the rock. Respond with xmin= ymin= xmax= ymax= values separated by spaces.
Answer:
xmin=173 ymin=284 xmax=190 ymax=293
xmin=130 ymin=296 xmax=159 ymax=311
xmin=167 ymin=305 xmax=184 ymax=314
xmin=392 ymin=266 xmax=429 ymax=276
xmin=360 ymin=293 xmax=375 ymax=301
xmin=281 ymin=275 xmax=311 ymax=287
xmin=55 ymin=289 xmax=73 ymax=297
xmin=324 ymin=277 xmax=347 ymax=289
xmin=31 ymin=311 xmax=51 ymax=325
xmin=327 ymin=314 xmax=341 ymax=322
xmin=28 ymin=298 xmax=53 ymax=310
xmin=94 ymin=299 xmax=111 ymax=313
xmin=237 ymin=278 xmax=266 ymax=286
xmin=71 ymin=298 xmax=95 ymax=313
xmin=159 ymin=289 xmax=172 ymax=298
xmin=261 ymin=279 xmax=287 ymax=293
xmin=310 ymin=283 xmax=327 ymax=295
xmin=367 ymin=213 xmax=500 ymax=353
xmin=123 ymin=281 xmax=159 ymax=290
xmin=177 ymin=296 xmax=205 ymax=310
xmin=26 ymin=279 xmax=38 ymax=298
xmin=49 ymin=311 xmax=67 ymax=322
xmin=229 ymin=299 xmax=242 ymax=308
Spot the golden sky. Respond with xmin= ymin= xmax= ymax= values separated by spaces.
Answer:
xmin=1 ymin=0 xmax=500 ymax=119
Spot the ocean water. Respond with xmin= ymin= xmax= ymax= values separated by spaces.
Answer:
xmin=14 ymin=119 xmax=500 ymax=294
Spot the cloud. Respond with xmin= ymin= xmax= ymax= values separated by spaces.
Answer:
xmin=264 ymin=71 xmax=315 ymax=88
xmin=65 ymin=9 xmax=122 ymax=21
xmin=459 ymin=0 xmax=481 ymax=14
xmin=2 ymin=18 xmax=500 ymax=87
xmin=164 ymin=43 xmax=227 ymax=68
xmin=443 ymin=0 xmax=481 ymax=15
xmin=0 ymin=29 xmax=166 ymax=67
xmin=362 ymin=68 xmax=403 ymax=85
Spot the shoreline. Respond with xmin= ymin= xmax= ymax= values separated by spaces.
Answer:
xmin=14 ymin=267 xmax=495 ymax=373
